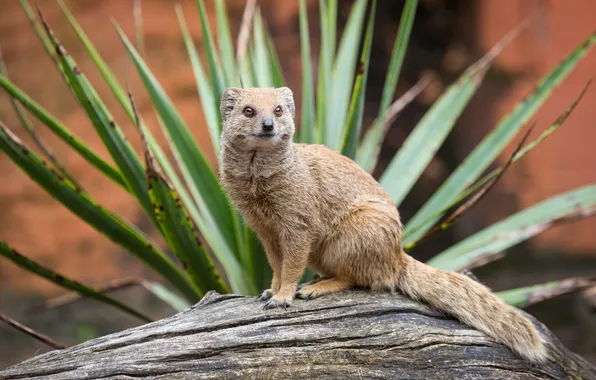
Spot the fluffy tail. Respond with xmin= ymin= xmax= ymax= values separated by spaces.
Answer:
xmin=397 ymin=254 xmax=547 ymax=363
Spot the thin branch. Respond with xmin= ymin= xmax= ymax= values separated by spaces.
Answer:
xmin=27 ymin=277 xmax=148 ymax=315
xmin=0 ymin=44 xmax=83 ymax=190
xmin=235 ymin=0 xmax=257 ymax=65
xmin=403 ymin=79 xmax=592 ymax=243
xmin=372 ymin=75 xmax=432 ymax=133
xmin=462 ymin=205 xmax=596 ymax=271
xmin=0 ymin=313 xmax=67 ymax=349
xmin=407 ymin=122 xmax=535 ymax=251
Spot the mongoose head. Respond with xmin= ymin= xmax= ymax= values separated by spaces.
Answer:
xmin=220 ymin=87 xmax=295 ymax=150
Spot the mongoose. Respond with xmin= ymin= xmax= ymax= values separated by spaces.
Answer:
xmin=218 ymin=86 xmax=548 ymax=363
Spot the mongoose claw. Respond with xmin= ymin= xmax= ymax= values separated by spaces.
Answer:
xmin=295 ymin=289 xmax=315 ymax=300
xmin=263 ymin=297 xmax=292 ymax=311
xmin=256 ymin=289 xmax=273 ymax=302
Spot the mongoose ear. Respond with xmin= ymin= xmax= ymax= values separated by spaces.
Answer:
xmin=220 ymin=87 xmax=241 ymax=120
xmin=276 ymin=87 xmax=295 ymax=118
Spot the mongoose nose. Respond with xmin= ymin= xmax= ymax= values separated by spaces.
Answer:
xmin=262 ymin=118 xmax=274 ymax=132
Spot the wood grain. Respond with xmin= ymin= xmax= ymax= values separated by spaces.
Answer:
xmin=1 ymin=290 xmax=594 ymax=379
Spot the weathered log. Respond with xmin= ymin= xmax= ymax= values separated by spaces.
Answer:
xmin=1 ymin=290 xmax=594 ymax=379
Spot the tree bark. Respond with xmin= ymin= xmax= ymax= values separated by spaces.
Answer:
xmin=1 ymin=290 xmax=595 ymax=379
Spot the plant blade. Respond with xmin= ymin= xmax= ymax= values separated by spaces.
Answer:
xmin=340 ymin=0 xmax=376 ymax=159
xmin=326 ymin=0 xmax=367 ymax=150
xmin=498 ymin=277 xmax=596 ymax=308
xmin=26 ymin=277 xmax=190 ymax=315
xmin=379 ymin=19 xmax=530 ymax=205
xmin=0 ymin=241 xmax=151 ymax=322
xmin=130 ymin=90 xmax=228 ymax=296
xmin=56 ymin=0 xmax=192 ymax=220
xmin=251 ymin=8 xmax=273 ymax=87
xmin=176 ymin=4 xmax=221 ymax=154
xmin=405 ymin=32 xmax=596 ymax=244
xmin=196 ymin=0 xmax=225 ymax=100
xmin=0 ymin=120 xmax=198 ymax=302
xmin=405 ymin=123 xmax=535 ymax=251
xmin=214 ymin=0 xmax=238 ymax=87
xmin=39 ymin=12 xmax=160 ymax=232
xmin=115 ymin=24 xmax=252 ymax=294
xmin=356 ymin=0 xmax=418 ymax=172
xmin=266 ymin=30 xmax=286 ymax=88
xmin=427 ymin=185 xmax=596 ymax=271
xmin=315 ymin=0 xmax=333 ymax=144
xmin=0 ymin=74 xmax=126 ymax=189
xmin=298 ymin=0 xmax=315 ymax=144
xmin=235 ymin=0 xmax=257 ymax=87
xmin=402 ymin=81 xmax=591 ymax=243
xmin=0 ymin=50 xmax=82 ymax=190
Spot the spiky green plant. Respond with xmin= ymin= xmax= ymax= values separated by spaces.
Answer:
xmin=0 ymin=0 xmax=595 ymax=340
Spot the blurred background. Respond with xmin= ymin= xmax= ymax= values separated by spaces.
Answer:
xmin=0 ymin=0 xmax=594 ymax=368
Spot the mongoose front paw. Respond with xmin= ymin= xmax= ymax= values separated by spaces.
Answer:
xmin=256 ymin=289 xmax=274 ymax=301
xmin=263 ymin=294 xmax=292 ymax=310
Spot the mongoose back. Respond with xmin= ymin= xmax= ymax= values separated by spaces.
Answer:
xmin=219 ymin=86 xmax=547 ymax=363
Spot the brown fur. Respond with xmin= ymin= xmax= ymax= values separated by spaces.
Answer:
xmin=219 ymin=87 xmax=547 ymax=363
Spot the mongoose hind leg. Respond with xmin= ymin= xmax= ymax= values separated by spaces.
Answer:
xmin=296 ymin=278 xmax=352 ymax=299
xmin=317 ymin=200 xmax=403 ymax=292
xmin=296 ymin=273 xmax=329 ymax=290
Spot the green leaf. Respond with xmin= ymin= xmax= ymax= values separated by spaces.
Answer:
xmin=405 ymin=32 xmax=596 ymax=244
xmin=497 ymin=276 xmax=596 ymax=308
xmin=238 ymin=52 xmax=255 ymax=88
xmin=0 ymin=52 xmax=83 ymax=190
xmin=0 ymin=241 xmax=152 ymax=322
xmin=26 ymin=277 xmax=191 ymax=314
xmin=0 ymin=74 xmax=126 ymax=189
xmin=252 ymin=8 xmax=273 ymax=87
xmin=428 ymin=185 xmax=596 ymax=271
xmin=327 ymin=0 xmax=338 ymax=57
xmin=236 ymin=0 xmax=257 ymax=88
xmin=115 ymin=24 xmax=252 ymax=294
xmin=326 ymin=0 xmax=367 ymax=150
xmin=131 ymin=93 xmax=227 ymax=296
xmin=39 ymin=13 xmax=160 ymax=232
xmin=315 ymin=0 xmax=333 ymax=144
xmin=298 ymin=0 xmax=316 ymax=144
xmin=0 ymin=120 xmax=198 ymax=303
xmin=403 ymin=82 xmax=590 ymax=244
xmin=176 ymin=4 xmax=220 ymax=154
xmin=19 ymin=0 xmax=73 ymax=91
xmin=196 ymin=0 xmax=225 ymax=101
xmin=356 ymin=0 xmax=418 ymax=172
xmin=145 ymin=282 xmax=190 ymax=312
xmin=378 ymin=59 xmax=490 ymax=205
xmin=57 ymin=0 xmax=131 ymax=117
xmin=403 ymin=80 xmax=591 ymax=245
xmin=214 ymin=0 xmax=238 ymax=87
xmin=266 ymin=30 xmax=286 ymax=88
xmin=340 ymin=0 xmax=376 ymax=159
xmin=56 ymin=0 xmax=191 ymax=221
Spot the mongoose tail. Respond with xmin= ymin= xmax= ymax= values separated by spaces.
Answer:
xmin=397 ymin=254 xmax=548 ymax=363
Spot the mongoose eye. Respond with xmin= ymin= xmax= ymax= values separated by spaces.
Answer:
xmin=274 ymin=106 xmax=283 ymax=117
xmin=243 ymin=107 xmax=256 ymax=118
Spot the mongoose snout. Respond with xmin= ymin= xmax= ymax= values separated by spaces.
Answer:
xmin=262 ymin=118 xmax=274 ymax=132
